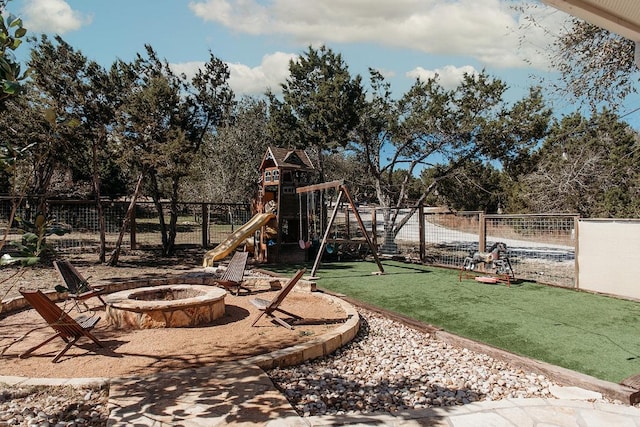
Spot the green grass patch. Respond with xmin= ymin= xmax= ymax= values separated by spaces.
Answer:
xmin=268 ymin=260 xmax=640 ymax=383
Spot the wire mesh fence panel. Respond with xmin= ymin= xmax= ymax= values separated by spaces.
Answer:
xmin=172 ymin=203 xmax=204 ymax=246
xmin=423 ymin=211 xmax=482 ymax=267
xmin=47 ymin=200 xmax=130 ymax=252
xmin=0 ymin=198 xmax=251 ymax=255
xmin=484 ymin=214 xmax=577 ymax=287
xmin=0 ymin=199 xmax=131 ymax=253
xmin=0 ymin=196 xmax=578 ymax=287
xmin=204 ymin=204 xmax=252 ymax=246
xmin=371 ymin=207 xmax=422 ymax=256
xmin=131 ymin=202 xmax=250 ymax=248
xmin=421 ymin=212 xmax=576 ymax=288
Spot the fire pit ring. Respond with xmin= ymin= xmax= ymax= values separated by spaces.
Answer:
xmin=104 ymin=284 xmax=226 ymax=329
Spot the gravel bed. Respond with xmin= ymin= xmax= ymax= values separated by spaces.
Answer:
xmin=0 ymin=384 xmax=109 ymax=427
xmin=268 ymin=309 xmax=559 ymax=416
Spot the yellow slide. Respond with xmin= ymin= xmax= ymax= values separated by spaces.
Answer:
xmin=202 ymin=213 xmax=276 ymax=267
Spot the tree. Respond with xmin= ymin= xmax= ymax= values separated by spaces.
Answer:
xmin=519 ymin=4 xmax=638 ymax=111
xmin=111 ymin=46 xmax=234 ymax=260
xmin=112 ymin=62 xmax=183 ymax=261
xmin=26 ymin=35 xmax=133 ymax=261
xmin=187 ymin=97 xmax=270 ymax=204
xmin=518 ymin=110 xmax=640 ymax=217
xmin=553 ymin=20 xmax=637 ymax=110
xmin=421 ymin=160 xmax=503 ymax=212
xmin=22 ymin=35 xmax=98 ymax=210
xmin=268 ymin=45 xmax=364 ymax=182
xmin=0 ymin=0 xmax=29 ymax=110
xmin=350 ymin=70 xmax=551 ymax=251
xmin=0 ymin=0 xmax=31 ymax=261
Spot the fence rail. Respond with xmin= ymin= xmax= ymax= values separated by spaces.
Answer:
xmin=435 ymin=211 xmax=574 ymax=288
xmin=0 ymin=198 xmax=250 ymax=254
xmin=0 ymin=198 xmax=577 ymax=287
xmin=332 ymin=207 xmax=577 ymax=287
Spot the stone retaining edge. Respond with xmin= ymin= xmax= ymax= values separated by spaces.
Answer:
xmin=244 ymin=292 xmax=360 ymax=370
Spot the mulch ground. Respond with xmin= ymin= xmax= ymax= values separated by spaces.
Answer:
xmin=0 ymin=249 xmax=348 ymax=378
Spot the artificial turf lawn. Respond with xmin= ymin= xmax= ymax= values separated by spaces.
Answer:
xmin=268 ymin=260 xmax=640 ymax=384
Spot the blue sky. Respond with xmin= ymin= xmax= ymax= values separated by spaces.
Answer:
xmin=5 ymin=0 xmax=639 ymax=128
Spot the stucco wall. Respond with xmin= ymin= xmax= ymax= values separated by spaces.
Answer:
xmin=578 ymin=219 xmax=640 ymax=300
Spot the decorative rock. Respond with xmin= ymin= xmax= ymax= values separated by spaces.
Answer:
xmin=0 ymin=386 xmax=108 ymax=427
xmin=268 ymin=308 xmax=565 ymax=416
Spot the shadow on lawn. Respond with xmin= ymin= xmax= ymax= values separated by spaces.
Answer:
xmin=301 ymin=261 xmax=435 ymax=280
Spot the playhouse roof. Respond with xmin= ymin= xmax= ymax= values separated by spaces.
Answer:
xmin=260 ymin=147 xmax=315 ymax=171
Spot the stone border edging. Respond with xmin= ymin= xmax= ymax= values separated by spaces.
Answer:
xmin=245 ymin=291 xmax=360 ymax=370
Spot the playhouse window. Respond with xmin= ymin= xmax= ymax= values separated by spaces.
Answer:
xmin=264 ymin=171 xmax=272 ymax=182
xmin=273 ymin=170 xmax=280 ymax=182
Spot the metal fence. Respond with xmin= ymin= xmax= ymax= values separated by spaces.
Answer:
xmin=0 ymin=198 xmax=577 ymax=287
xmin=0 ymin=198 xmax=250 ymax=254
xmin=425 ymin=212 xmax=578 ymax=287
xmin=368 ymin=208 xmax=578 ymax=288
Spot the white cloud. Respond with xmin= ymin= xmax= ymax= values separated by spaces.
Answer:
xmin=171 ymin=52 xmax=296 ymax=96
xmin=407 ymin=65 xmax=478 ymax=89
xmin=188 ymin=0 xmax=562 ymax=70
xmin=169 ymin=61 xmax=207 ymax=80
xmin=21 ymin=0 xmax=92 ymax=33
xmin=227 ymin=51 xmax=297 ymax=95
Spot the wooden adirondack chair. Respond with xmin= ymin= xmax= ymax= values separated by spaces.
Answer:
xmin=54 ymin=260 xmax=106 ymax=311
xmin=213 ymin=251 xmax=250 ymax=295
xmin=250 ymin=269 xmax=306 ymax=329
xmin=19 ymin=289 xmax=105 ymax=363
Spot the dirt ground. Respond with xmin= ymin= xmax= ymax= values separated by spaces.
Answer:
xmin=0 ymin=249 xmax=348 ymax=378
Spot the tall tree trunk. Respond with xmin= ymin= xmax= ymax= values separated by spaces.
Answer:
xmin=93 ymin=131 xmax=107 ymax=262
xmin=107 ymin=173 xmax=144 ymax=266
xmin=148 ymin=173 xmax=169 ymax=256
xmin=166 ymin=176 xmax=180 ymax=256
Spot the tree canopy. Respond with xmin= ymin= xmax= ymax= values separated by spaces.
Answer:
xmin=268 ymin=45 xmax=363 ymax=181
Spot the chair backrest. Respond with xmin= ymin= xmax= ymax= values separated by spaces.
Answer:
xmin=54 ymin=260 xmax=88 ymax=293
xmin=265 ymin=269 xmax=306 ymax=311
xmin=221 ymin=251 xmax=249 ymax=283
xmin=20 ymin=289 xmax=83 ymax=339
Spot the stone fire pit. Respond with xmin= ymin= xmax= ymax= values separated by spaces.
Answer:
xmin=104 ymin=284 xmax=226 ymax=329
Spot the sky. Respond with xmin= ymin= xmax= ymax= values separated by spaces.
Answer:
xmin=4 ymin=0 xmax=639 ymax=128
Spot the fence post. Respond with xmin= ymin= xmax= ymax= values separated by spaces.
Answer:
xmin=201 ymin=203 xmax=209 ymax=248
xmin=129 ymin=203 xmax=137 ymax=250
xmin=371 ymin=208 xmax=377 ymax=249
xmin=574 ymin=215 xmax=580 ymax=289
xmin=479 ymin=212 xmax=486 ymax=252
xmin=418 ymin=201 xmax=425 ymax=262
xmin=345 ymin=206 xmax=350 ymax=237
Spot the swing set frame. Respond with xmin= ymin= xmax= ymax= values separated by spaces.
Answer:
xmin=296 ymin=180 xmax=384 ymax=278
